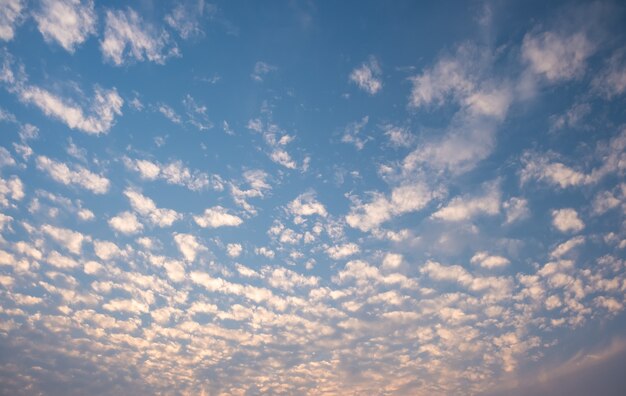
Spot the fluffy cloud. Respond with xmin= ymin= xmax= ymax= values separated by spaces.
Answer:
xmin=124 ymin=189 xmax=181 ymax=227
xmin=36 ymin=156 xmax=109 ymax=194
xmin=470 ymin=251 xmax=510 ymax=269
xmin=0 ymin=175 xmax=24 ymax=207
xmin=226 ymin=243 xmax=242 ymax=258
xmin=173 ymin=233 xmax=205 ymax=262
xmin=0 ymin=0 xmax=24 ymax=41
xmin=552 ymin=208 xmax=585 ymax=233
xmin=326 ymin=243 xmax=360 ymax=260
xmin=349 ymin=56 xmax=382 ymax=95
xmin=108 ymin=211 xmax=143 ymax=235
xmin=124 ymin=157 xmax=221 ymax=191
xmin=503 ymin=197 xmax=530 ymax=224
xmin=194 ymin=206 xmax=243 ymax=228
xmin=431 ymin=183 xmax=500 ymax=222
xmin=346 ymin=182 xmax=438 ymax=232
xmin=42 ymin=224 xmax=86 ymax=254
xmin=33 ymin=0 xmax=96 ymax=52
xmin=288 ymin=192 xmax=327 ymax=221
xmin=101 ymin=8 xmax=179 ymax=65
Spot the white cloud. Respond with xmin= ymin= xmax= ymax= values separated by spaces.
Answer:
xmin=349 ymin=56 xmax=382 ymax=95
xmin=173 ymin=233 xmax=205 ymax=262
xmin=406 ymin=45 xmax=511 ymax=174
xmin=552 ymin=208 xmax=585 ymax=233
xmin=42 ymin=224 xmax=86 ymax=254
xmin=165 ymin=1 xmax=213 ymax=39
xmin=255 ymin=247 xmax=275 ymax=259
xmin=341 ymin=116 xmax=370 ymax=150
xmin=593 ymin=48 xmax=626 ymax=99
xmin=270 ymin=149 xmax=297 ymax=169
xmin=158 ymin=103 xmax=181 ymax=124
xmin=33 ymin=0 xmax=96 ymax=52
xmin=251 ymin=61 xmax=276 ymax=82
xmin=383 ymin=124 xmax=413 ymax=148
xmin=108 ymin=211 xmax=143 ymax=235
xmin=288 ymin=192 xmax=327 ymax=220
xmin=550 ymin=236 xmax=585 ymax=259
xmin=0 ymin=0 xmax=24 ymax=41
xmin=503 ymin=197 xmax=530 ymax=224
xmin=346 ymin=182 xmax=438 ymax=232
xmin=431 ymin=183 xmax=500 ymax=222
xmin=592 ymin=190 xmax=621 ymax=215
xmin=101 ymin=8 xmax=179 ymax=66
xmin=470 ymin=251 xmax=510 ymax=269
xmin=194 ymin=206 xmax=243 ymax=228
xmin=124 ymin=188 xmax=181 ymax=227
xmin=124 ymin=157 xmax=221 ymax=191
xmin=93 ymin=240 xmax=122 ymax=261
xmin=46 ymin=250 xmax=79 ymax=269
xmin=522 ymin=31 xmax=593 ymax=82
xmin=0 ymin=175 xmax=24 ymax=206
xmin=77 ymin=208 xmax=94 ymax=221
xmin=382 ymin=253 xmax=403 ymax=270
xmin=103 ymin=298 xmax=149 ymax=314
xmin=226 ymin=243 xmax=242 ymax=258
xmin=36 ymin=156 xmax=110 ymax=194
xmin=326 ymin=243 xmax=360 ymax=260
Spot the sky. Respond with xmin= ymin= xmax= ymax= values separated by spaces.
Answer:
xmin=0 ymin=0 xmax=626 ymax=395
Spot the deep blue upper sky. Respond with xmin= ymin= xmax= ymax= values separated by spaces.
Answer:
xmin=1 ymin=1 xmax=626 ymax=395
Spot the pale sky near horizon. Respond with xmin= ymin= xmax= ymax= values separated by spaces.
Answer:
xmin=1 ymin=1 xmax=626 ymax=395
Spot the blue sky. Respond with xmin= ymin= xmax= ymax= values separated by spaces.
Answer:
xmin=1 ymin=0 xmax=626 ymax=395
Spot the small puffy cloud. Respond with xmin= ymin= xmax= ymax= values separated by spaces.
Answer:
xmin=77 ymin=208 xmax=95 ymax=221
xmin=42 ymin=224 xmax=86 ymax=254
xmin=36 ymin=156 xmax=109 ymax=194
xmin=288 ymin=192 xmax=327 ymax=220
xmin=431 ymin=183 xmax=500 ymax=222
xmin=326 ymin=243 xmax=360 ymax=260
xmin=255 ymin=247 xmax=275 ymax=259
xmin=346 ymin=182 xmax=438 ymax=232
xmin=124 ymin=157 xmax=220 ymax=191
xmin=382 ymin=253 xmax=403 ymax=270
xmin=93 ymin=240 xmax=122 ymax=261
xmin=194 ymin=206 xmax=243 ymax=228
xmin=108 ymin=211 xmax=143 ymax=235
xmin=226 ymin=243 xmax=242 ymax=258
xmin=592 ymin=191 xmax=621 ymax=215
xmin=124 ymin=188 xmax=181 ymax=227
xmin=470 ymin=251 xmax=510 ymax=269
xmin=349 ymin=56 xmax=382 ymax=95
xmin=503 ymin=197 xmax=530 ymax=224
xmin=101 ymin=8 xmax=178 ymax=66
xmin=0 ymin=175 xmax=24 ymax=207
xmin=342 ymin=116 xmax=370 ymax=150
xmin=33 ymin=0 xmax=96 ymax=52
xmin=550 ymin=236 xmax=585 ymax=258
xmin=383 ymin=124 xmax=414 ymax=148
xmin=552 ymin=208 xmax=585 ymax=233
xmin=46 ymin=250 xmax=79 ymax=269
xmin=158 ymin=103 xmax=181 ymax=124
xmin=270 ymin=149 xmax=297 ymax=169
xmin=0 ymin=0 xmax=24 ymax=41
xmin=103 ymin=298 xmax=149 ymax=314
xmin=173 ymin=233 xmax=205 ymax=262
